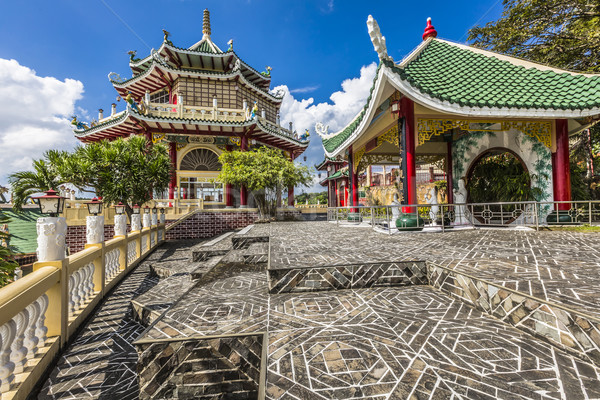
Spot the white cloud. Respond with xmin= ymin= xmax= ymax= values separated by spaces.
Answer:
xmin=290 ymin=85 xmax=320 ymax=94
xmin=0 ymin=59 xmax=84 ymax=186
xmin=276 ymin=62 xmax=377 ymax=193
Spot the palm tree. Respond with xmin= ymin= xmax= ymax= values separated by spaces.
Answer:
xmin=8 ymin=156 xmax=65 ymax=212
xmin=0 ymin=212 xmax=17 ymax=287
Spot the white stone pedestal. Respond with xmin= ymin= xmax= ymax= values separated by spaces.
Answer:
xmin=36 ymin=217 xmax=67 ymax=262
xmin=131 ymin=214 xmax=141 ymax=232
xmin=86 ymin=216 xmax=104 ymax=244
xmin=151 ymin=214 xmax=158 ymax=226
xmin=142 ymin=214 xmax=151 ymax=229
xmin=159 ymin=214 xmax=166 ymax=225
xmin=114 ymin=214 xmax=127 ymax=236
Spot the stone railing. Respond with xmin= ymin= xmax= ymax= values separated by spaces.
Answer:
xmin=146 ymin=102 xmax=247 ymax=123
xmin=0 ymin=223 xmax=166 ymax=399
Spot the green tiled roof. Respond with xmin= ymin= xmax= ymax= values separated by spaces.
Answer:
xmin=0 ymin=208 xmax=41 ymax=254
xmin=327 ymin=170 xmax=348 ymax=180
xmin=195 ymin=40 xmax=220 ymax=54
xmin=322 ymin=38 xmax=600 ymax=154
xmin=388 ymin=39 xmax=600 ymax=111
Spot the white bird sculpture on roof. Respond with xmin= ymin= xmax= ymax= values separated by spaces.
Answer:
xmin=367 ymin=15 xmax=393 ymax=62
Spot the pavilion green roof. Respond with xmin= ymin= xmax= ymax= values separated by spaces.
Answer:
xmin=389 ymin=39 xmax=600 ymax=111
xmin=322 ymin=38 xmax=600 ymax=154
xmin=1 ymin=208 xmax=41 ymax=254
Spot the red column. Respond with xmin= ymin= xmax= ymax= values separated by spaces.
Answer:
xmin=446 ymin=141 xmax=453 ymax=204
xmin=225 ymin=145 xmax=234 ymax=207
xmin=240 ymin=135 xmax=248 ymax=208
xmin=349 ymin=145 xmax=359 ymax=209
xmin=287 ymin=153 xmax=295 ymax=207
xmin=168 ymin=142 xmax=177 ymax=201
xmin=402 ymin=98 xmax=417 ymax=207
xmin=553 ymin=119 xmax=572 ymax=210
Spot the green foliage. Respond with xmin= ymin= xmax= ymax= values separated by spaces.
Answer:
xmin=64 ymin=136 xmax=171 ymax=214
xmin=570 ymin=160 xmax=592 ymax=200
xmin=9 ymin=136 xmax=172 ymax=215
xmin=0 ymin=212 xmax=17 ymax=287
xmin=468 ymin=0 xmax=600 ymax=73
xmin=218 ymin=147 xmax=312 ymax=218
xmin=295 ymin=191 xmax=328 ymax=205
xmin=468 ymin=152 xmax=541 ymax=203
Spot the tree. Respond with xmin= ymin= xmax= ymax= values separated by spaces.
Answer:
xmin=468 ymin=0 xmax=600 ymax=73
xmin=9 ymin=150 xmax=67 ymax=212
xmin=218 ymin=147 xmax=312 ymax=219
xmin=9 ymin=136 xmax=172 ymax=216
xmin=62 ymin=136 xmax=171 ymax=217
xmin=468 ymin=0 xmax=600 ymax=199
xmin=0 ymin=212 xmax=17 ymax=287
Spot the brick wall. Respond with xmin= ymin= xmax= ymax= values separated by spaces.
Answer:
xmin=166 ymin=211 xmax=259 ymax=240
xmin=66 ymin=224 xmax=116 ymax=254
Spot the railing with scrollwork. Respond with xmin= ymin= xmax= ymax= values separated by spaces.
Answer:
xmin=327 ymin=200 xmax=600 ymax=233
xmin=0 ymin=222 xmax=165 ymax=398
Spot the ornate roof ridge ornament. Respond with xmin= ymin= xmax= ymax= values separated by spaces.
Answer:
xmin=367 ymin=15 xmax=392 ymax=62
xmin=422 ymin=17 xmax=437 ymax=40
xmin=203 ymin=9 xmax=211 ymax=39
xmin=315 ymin=122 xmax=337 ymax=139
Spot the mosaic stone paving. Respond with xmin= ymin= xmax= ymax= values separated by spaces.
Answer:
xmin=37 ymin=240 xmax=205 ymax=400
xmin=40 ymin=222 xmax=600 ymax=399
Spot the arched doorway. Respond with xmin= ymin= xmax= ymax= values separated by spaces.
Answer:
xmin=466 ymin=148 xmax=534 ymax=203
xmin=178 ymin=148 xmax=223 ymax=202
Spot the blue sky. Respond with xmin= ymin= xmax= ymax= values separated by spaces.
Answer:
xmin=0 ymin=0 xmax=503 ymax=190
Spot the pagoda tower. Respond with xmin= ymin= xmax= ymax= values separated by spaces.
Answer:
xmin=73 ymin=9 xmax=309 ymax=208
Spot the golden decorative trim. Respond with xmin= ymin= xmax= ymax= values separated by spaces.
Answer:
xmin=353 ymin=147 xmax=366 ymax=173
xmin=152 ymin=133 xmax=166 ymax=144
xmin=377 ymin=125 xmax=399 ymax=148
xmin=176 ymin=142 xmax=187 ymax=151
xmin=229 ymin=137 xmax=241 ymax=146
xmin=417 ymin=118 xmax=552 ymax=148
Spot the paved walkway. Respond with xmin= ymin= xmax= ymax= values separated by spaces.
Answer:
xmin=38 ymin=222 xmax=600 ymax=399
xmin=37 ymin=241 xmax=201 ymax=399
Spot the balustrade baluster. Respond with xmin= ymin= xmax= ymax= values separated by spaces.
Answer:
xmin=68 ymin=272 xmax=80 ymax=317
xmin=35 ymin=295 xmax=48 ymax=348
xmin=23 ymin=302 xmax=41 ymax=360
xmin=0 ymin=320 xmax=17 ymax=392
xmin=10 ymin=310 xmax=29 ymax=374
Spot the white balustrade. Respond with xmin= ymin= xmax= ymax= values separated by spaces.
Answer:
xmin=150 ymin=232 xmax=156 ymax=248
xmin=0 ymin=293 xmax=49 ymax=393
xmin=141 ymin=236 xmax=148 ymax=254
xmin=127 ymin=240 xmax=137 ymax=264
xmin=104 ymin=248 xmax=121 ymax=283
xmin=68 ymin=263 xmax=94 ymax=318
xmin=0 ymin=320 xmax=16 ymax=392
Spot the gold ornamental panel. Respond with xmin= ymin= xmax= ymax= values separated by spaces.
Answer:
xmin=417 ymin=118 xmax=552 ymax=148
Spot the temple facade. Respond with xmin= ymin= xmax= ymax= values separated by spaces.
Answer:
xmin=73 ymin=10 xmax=308 ymax=208
xmin=319 ymin=17 xmax=600 ymax=213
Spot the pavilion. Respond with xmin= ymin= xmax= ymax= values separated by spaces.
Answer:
xmin=72 ymin=9 xmax=308 ymax=209
xmin=318 ymin=17 xmax=600 ymax=214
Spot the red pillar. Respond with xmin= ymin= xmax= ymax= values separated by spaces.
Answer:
xmin=168 ymin=142 xmax=177 ymax=201
xmin=446 ymin=141 xmax=453 ymax=204
xmin=553 ymin=119 xmax=572 ymax=210
xmin=402 ymin=98 xmax=417 ymax=207
xmin=225 ymin=145 xmax=234 ymax=207
xmin=240 ymin=135 xmax=248 ymax=208
xmin=349 ymin=145 xmax=359 ymax=209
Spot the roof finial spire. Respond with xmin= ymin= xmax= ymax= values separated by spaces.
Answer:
xmin=422 ymin=17 xmax=437 ymax=40
xmin=203 ymin=9 xmax=211 ymax=38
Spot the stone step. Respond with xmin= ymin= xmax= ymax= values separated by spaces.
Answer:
xmin=242 ymin=242 xmax=269 ymax=265
xmin=132 ymin=255 xmax=224 ymax=326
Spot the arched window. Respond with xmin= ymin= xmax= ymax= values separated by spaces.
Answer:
xmin=180 ymin=148 xmax=221 ymax=171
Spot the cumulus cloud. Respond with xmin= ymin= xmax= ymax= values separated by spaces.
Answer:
xmin=275 ymin=62 xmax=377 ymax=193
xmin=0 ymin=58 xmax=84 ymax=186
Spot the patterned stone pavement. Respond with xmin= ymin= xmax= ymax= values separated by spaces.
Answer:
xmin=39 ymin=222 xmax=600 ymax=399
xmin=37 ymin=240 xmax=205 ymax=400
